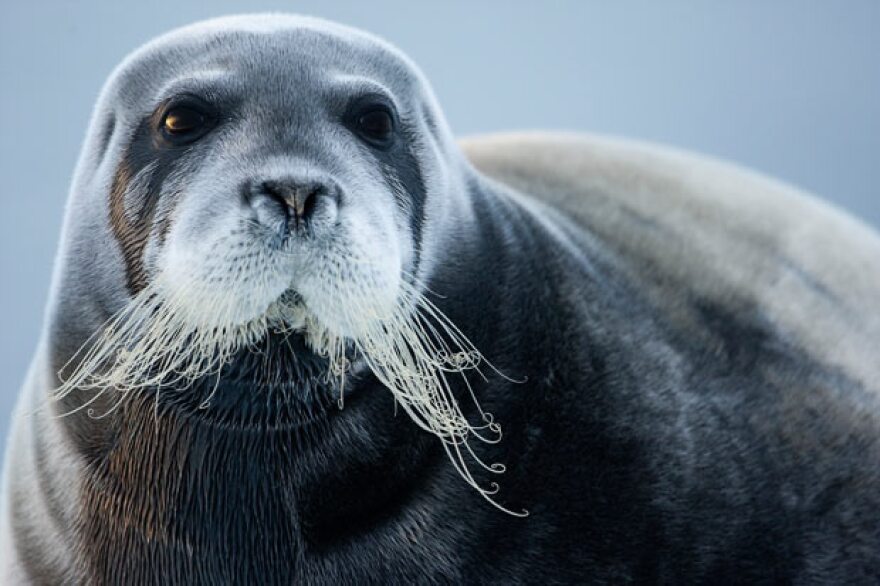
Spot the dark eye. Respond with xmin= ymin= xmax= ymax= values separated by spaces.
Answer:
xmin=356 ymin=108 xmax=394 ymax=145
xmin=162 ymin=106 xmax=205 ymax=136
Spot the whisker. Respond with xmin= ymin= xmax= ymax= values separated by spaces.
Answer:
xmin=50 ymin=242 xmax=525 ymax=515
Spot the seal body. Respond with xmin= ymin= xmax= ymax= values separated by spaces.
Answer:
xmin=3 ymin=15 xmax=880 ymax=584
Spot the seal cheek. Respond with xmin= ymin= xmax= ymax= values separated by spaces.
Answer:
xmin=109 ymin=154 xmax=167 ymax=295
xmin=109 ymin=159 xmax=149 ymax=294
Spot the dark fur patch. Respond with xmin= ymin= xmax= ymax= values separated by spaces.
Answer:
xmin=376 ymin=121 xmax=427 ymax=279
xmin=108 ymin=157 xmax=152 ymax=294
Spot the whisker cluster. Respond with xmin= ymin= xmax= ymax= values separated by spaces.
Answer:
xmin=53 ymin=250 xmax=526 ymax=515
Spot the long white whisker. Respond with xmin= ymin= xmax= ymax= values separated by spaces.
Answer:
xmin=51 ymin=241 xmax=525 ymax=515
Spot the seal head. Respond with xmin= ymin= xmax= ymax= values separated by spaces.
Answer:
xmin=50 ymin=15 xmax=477 ymax=429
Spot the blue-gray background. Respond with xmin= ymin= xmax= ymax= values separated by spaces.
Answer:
xmin=1 ymin=1 xmax=878 ymax=448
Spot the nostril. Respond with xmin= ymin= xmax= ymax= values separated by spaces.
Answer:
xmin=252 ymin=179 xmax=337 ymax=231
xmin=259 ymin=180 xmax=288 ymax=205
xmin=300 ymin=187 xmax=321 ymax=222
xmin=257 ymin=180 xmax=289 ymax=214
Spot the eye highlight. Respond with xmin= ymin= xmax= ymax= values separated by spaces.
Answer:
xmin=163 ymin=107 xmax=205 ymax=135
xmin=157 ymin=97 xmax=215 ymax=144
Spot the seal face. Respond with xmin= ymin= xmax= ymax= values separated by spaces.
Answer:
xmin=4 ymin=13 xmax=880 ymax=585
xmin=56 ymin=16 xmax=458 ymax=428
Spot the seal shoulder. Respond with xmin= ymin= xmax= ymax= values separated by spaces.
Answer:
xmin=461 ymin=131 xmax=880 ymax=388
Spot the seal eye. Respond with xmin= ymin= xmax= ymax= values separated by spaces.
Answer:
xmin=162 ymin=106 xmax=205 ymax=136
xmin=356 ymin=108 xmax=394 ymax=145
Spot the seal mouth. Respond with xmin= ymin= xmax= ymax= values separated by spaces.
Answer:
xmin=135 ymin=286 xmax=367 ymax=427
xmin=156 ymin=328 xmax=365 ymax=429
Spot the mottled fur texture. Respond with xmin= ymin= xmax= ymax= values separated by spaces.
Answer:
xmin=2 ymin=14 xmax=880 ymax=585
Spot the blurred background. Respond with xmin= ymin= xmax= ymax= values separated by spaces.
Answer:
xmin=1 ymin=1 xmax=878 ymax=450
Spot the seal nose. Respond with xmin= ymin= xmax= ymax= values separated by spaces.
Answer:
xmin=247 ymin=177 xmax=339 ymax=234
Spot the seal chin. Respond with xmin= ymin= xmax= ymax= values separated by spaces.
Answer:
xmin=157 ymin=327 xmax=364 ymax=429
xmin=163 ymin=287 xmax=369 ymax=427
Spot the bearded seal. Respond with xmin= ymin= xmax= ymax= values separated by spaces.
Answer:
xmin=2 ymin=13 xmax=879 ymax=584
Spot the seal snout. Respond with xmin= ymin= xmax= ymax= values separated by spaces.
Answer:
xmin=247 ymin=176 xmax=340 ymax=236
